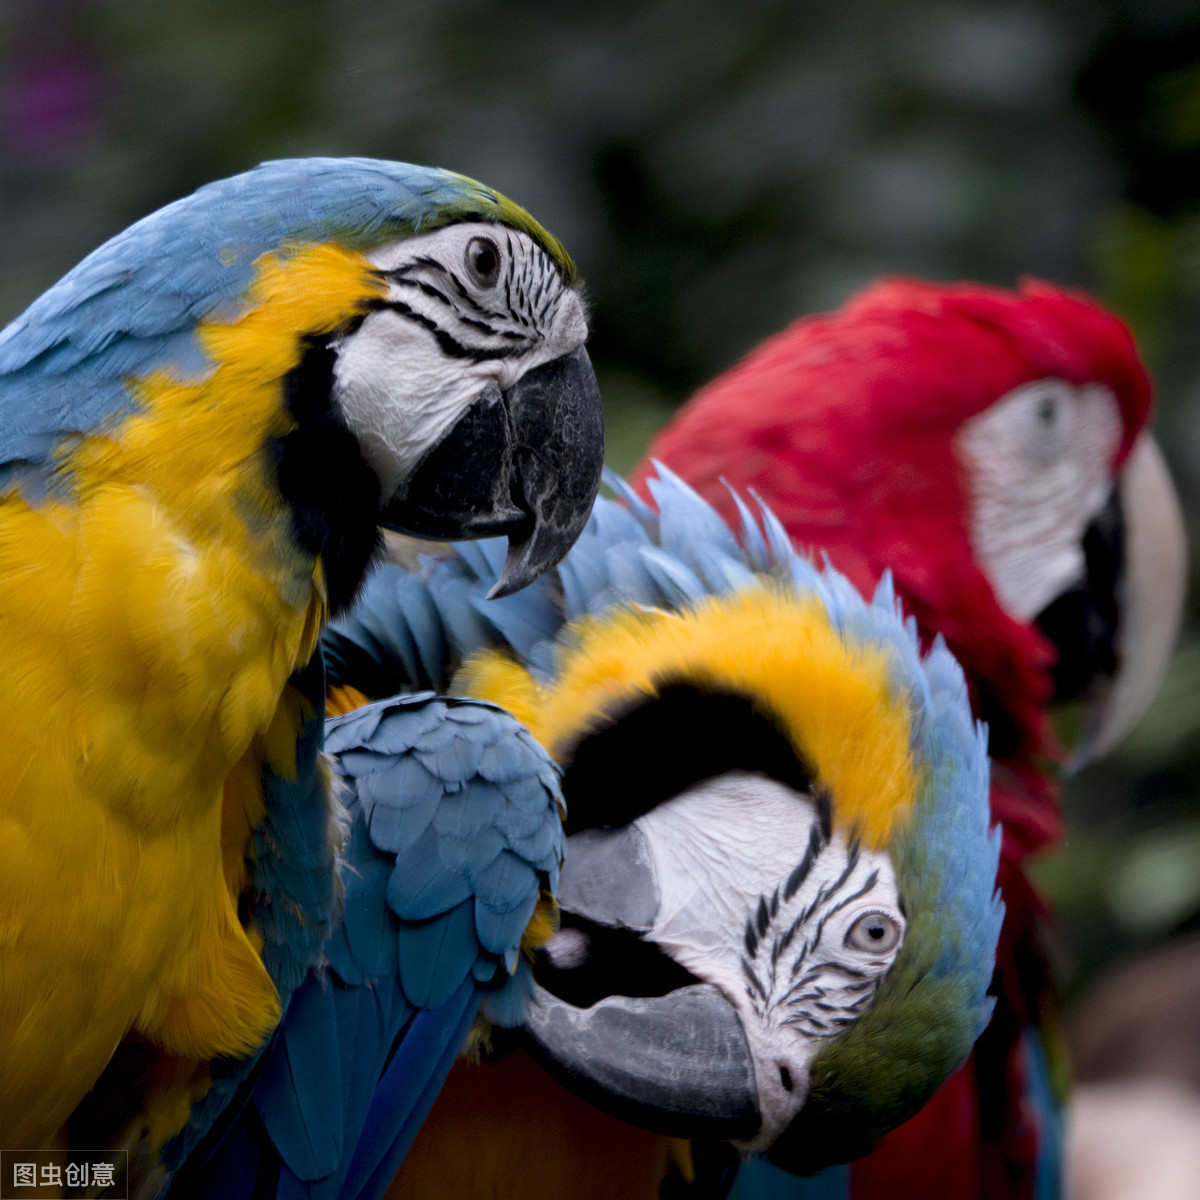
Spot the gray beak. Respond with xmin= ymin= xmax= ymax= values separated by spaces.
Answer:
xmin=520 ymin=824 xmax=762 ymax=1140
xmin=523 ymin=983 xmax=761 ymax=1140
xmin=380 ymin=346 xmax=604 ymax=598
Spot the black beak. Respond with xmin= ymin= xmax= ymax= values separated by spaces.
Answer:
xmin=380 ymin=347 xmax=604 ymax=598
xmin=1035 ymin=434 xmax=1187 ymax=770
xmin=1034 ymin=485 xmax=1124 ymax=709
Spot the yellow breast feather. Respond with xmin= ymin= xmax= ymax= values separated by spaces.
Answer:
xmin=0 ymin=243 xmax=384 ymax=1147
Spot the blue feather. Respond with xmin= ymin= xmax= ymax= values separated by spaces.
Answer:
xmin=647 ymin=460 xmax=741 ymax=565
xmin=601 ymin=465 xmax=659 ymax=533
xmin=414 ymin=734 xmax=483 ymax=783
xmin=475 ymin=889 xmax=540 ymax=959
xmin=639 ymin=545 xmax=708 ymax=607
xmin=340 ymin=979 xmax=480 ymax=1200
xmin=468 ymin=586 xmax=560 ymax=662
xmin=426 ymin=568 xmax=497 ymax=661
xmin=360 ymin=763 xmax=445 ymax=853
xmin=394 ymin=900 xmax=480 ymax=1008
xmin=393 ymin=577 xmax=449 ymax=685
xmin=478 ymin=961 xmax=539 ymax=1027
xmin=1026 ymin=1030 xmax=1064 ymax=1200
xmin=447 ymin=538 xmax=493 ymax=582
xmin=756 ymin=489 xmax=797 ymax=567
xmin=387 ymin=830 xmax=475 ymax=922
xmin=254 ymin=979 xmax=346 ymax=1179
xmin=432 ymin=779 xmax=510 ymax=839
xmin=166 ymin=695 xmax=564 ymax=1199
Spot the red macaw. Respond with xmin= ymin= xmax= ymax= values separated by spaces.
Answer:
xmin=634 ymin=277 xmax=1186 ymax=1198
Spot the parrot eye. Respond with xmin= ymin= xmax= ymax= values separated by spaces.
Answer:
xmin=464 ymin=236 xmax=500 ymax=288
xmin=844 ymin=910 xmax=902 ymax=954
xmin=1022 ymin=380 xmax=1076 ymax=463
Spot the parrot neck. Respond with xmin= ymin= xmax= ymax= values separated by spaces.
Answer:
xmin=270 ymin=330 xmax=385 ymax=614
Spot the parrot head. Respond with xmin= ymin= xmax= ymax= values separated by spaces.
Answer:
xmin=457 ymin=482 xmax=1003 ymax=1172
xmin=636 ymin=279 xmax=1185 ymax=840
xmin=0 ymin=157 xmax=605 ymax=604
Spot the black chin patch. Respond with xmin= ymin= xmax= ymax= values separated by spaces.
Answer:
xmin=561 ymin=682 xmax=818 ymax=835
xmin=270 ymin=334 xmax=383 ymax=615
xmin=1035 ymin=485 xmax=1124 ymax=705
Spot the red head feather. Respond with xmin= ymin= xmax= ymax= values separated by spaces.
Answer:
xmin=636 ymin=277 xmax=1153 ymax=864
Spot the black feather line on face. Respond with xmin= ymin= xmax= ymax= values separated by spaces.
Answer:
xmin=395 ymin=256 xmax=512 ymax=323
xmin=388 ymin=258 xmax=546 ymax=346
xmin=502 ymin=230 xmax=517 ymax=316
xmin=270 ymin=332 xmax=383 ymax=615
xmin=822 ymin=870 xmax=880 ymax=920
xmin=784 ymin=822 xmax=828 ymax=902
xmin=559 ymin=682 xmax=816 ymax=834
xmin=361 ymin=297 xmax=530 ymax=362
xmin=738 ymin=838 xmax=893 ymax=1034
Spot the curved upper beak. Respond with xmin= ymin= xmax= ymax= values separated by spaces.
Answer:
xmin=1064 ymin=434 xmax=1187 ymax=770
xmin=379 ymin=346 xmax=604 ymax=598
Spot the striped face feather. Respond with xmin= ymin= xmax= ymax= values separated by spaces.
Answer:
xmin=740 ymin=827 xmax=902 ymax=1044
xmin=331 ymin=221 xmax=589 ymax=498
xmin=631 ymin=771 xmax=904 ymax=1148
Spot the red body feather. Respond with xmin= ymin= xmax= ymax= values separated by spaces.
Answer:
xmin=634 ymin=277 xmax=1153 ymax=1199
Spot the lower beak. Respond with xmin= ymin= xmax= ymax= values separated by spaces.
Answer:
xmin=523 ymin=982 xmax=761 ymax=1140
xmin=379 ymin=347 xmax=604 ymax=598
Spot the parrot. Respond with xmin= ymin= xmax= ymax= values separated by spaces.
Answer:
xmin=0 ymin=156 xmax=604 ymax=1153
xmin=631 ymin=277 xmax=1188 ymax=1198
xmin=200 ymin=464 xmax=1002 ymax=1200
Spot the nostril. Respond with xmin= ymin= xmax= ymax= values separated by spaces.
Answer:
xmin=779 ymin=1065 xmax=794 ymax=1092
xmin=543 ymin=926 xmax=590 ymax=970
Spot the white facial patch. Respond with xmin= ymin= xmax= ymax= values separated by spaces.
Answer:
xmin=955 ymin=379 xmax=1122 ymax=622
xmin=634 ymin=771 xmax=904 ymax=1149
xmin=330 ymin=222 xmax=587 ymax=499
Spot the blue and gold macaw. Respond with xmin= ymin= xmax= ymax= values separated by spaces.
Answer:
xmin=0 ymin=157 xmax=603 ymax=1153
xmin=211 ymin=466 xmax=1001 ymax=1199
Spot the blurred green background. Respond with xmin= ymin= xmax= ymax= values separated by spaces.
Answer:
xmin=2 ymin=0 xmax=1199 ymax=1006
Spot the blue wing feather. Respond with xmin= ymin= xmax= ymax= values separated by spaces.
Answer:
xmin=1026 ymin=1029 xmax=1064 ymax=1200
xmin=392 ymin=901 xmax=480 ymax=1010
xmin=639 ymin=545 xmax=709 ymax=608
xmin=339 ymin=979 xmax=480 ymax=1200
xmin=251 ymin=654 xmax=342 ymax=996
xmin=648 ymin=460 xmax=742 ymax=565
xmin=168 ymin=694 xmax=564 ymax=1200
xmin=255 ymin=980 xmax=346 ymax=1179
xmin=388 ymin=833 xmax=476 ymax=922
